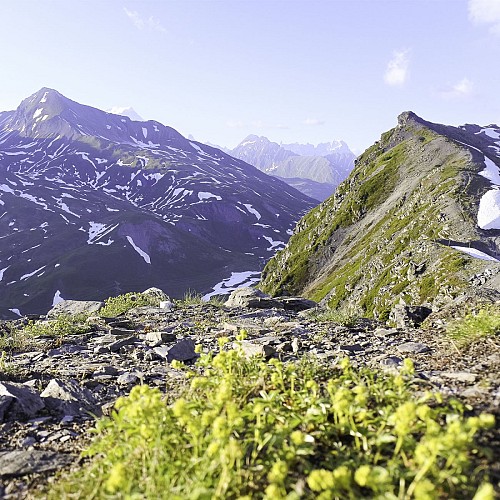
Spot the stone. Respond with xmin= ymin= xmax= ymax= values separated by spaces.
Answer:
xmin=0 ymin=382 xmax=45 ymax=421
xmin=390 ymin=304 xmax=432 ymax=328
xmin=145 ymin=331 xmax=177 ymax=344
xmin=440 ymin=371 xmax=477 ymax=383
xmin=277 ymin=297 xmax=317 ymax=311
xmin=142 ymin=287 xmax=170 ymax=302
xmin=379 ymin=356 xmax=403 ymax=368
xmin=107 ymin=336 xmax=138 ymax=352
xmin=0 ymin=395 xmax=13 ymax=421
xmin=109 ymin=327 xmax=136 ymax=336
xmin=154 ymin=338 xmax=197 ymax=363
xmin=0 ymin=450 xmax=74 ymax=478
xmin=340 ymin=343 xmax=364 ymax=353
xmin=46 ymin=300 xmax=103 ymax=319
xmin=237 ymin=341 xmax=276 ymax=359
xmin=397 ymin=342 xmax=431 ymax=354
xmin=117 ymin=372 xmax=142 ymax=385
xmin=224 ymin=287 xmax=282 ymax=309
xmin=40 ymin=379 xmax=98 ymax=416
xmin=159 ymin=300 xmax=175 ymax=311
xmin=374 ymin=328 xmax=399 ymax=337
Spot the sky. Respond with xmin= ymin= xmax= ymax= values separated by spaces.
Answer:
xmin=1 ymin=0 xmax=499 ymax=153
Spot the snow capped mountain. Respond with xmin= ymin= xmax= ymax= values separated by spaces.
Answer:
xmin=0 ymin=88 xmax=315 ymax=317
xmin=106 ymin=106 xmax=144 ymax=121
xmin=229 ymin=135 xmax=356 ymax=201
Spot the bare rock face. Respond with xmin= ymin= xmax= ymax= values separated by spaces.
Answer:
xmin=47 ymin=300 xmax=104 ymax=319
xmin=40 ymin=379 xmax=99 ymax=416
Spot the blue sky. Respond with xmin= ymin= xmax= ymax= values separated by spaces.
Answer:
xmin=1 ymin=0 xmax=499 ymax=152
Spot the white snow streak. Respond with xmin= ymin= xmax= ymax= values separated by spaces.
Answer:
xmin=126 ymin=236 xmax=151 ymax=264
xmin=198 ymin=192 xmax=222 ymax=201
xmin=243 ymin=204 xmax=261 ymax=220
xmin=52 ymin=290 xmax=65 ymax=306
xmin=451 ymin=246 xmax=499 ymax=262
xmin=477 ymin=189 xmax=500 ymax=230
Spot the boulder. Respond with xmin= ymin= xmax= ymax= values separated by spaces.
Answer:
xmin=224 ymin=287 xmax=282 ymax=309
xmin=40 ymin=379 xmax=98 ymax=416
xmin=0 ymin=450 xmax=74 ymax=478
xmin=142 ymin=287 xmax=170 ymax=302
xmin=47 ymin=300 xmax=103 ymax=318
xmin=278 ymin=296 xmax=317 ymax=311
xmin=154 ymin=338 xmax=197 ymax=363
xmin=390 ymin=304 xmax=432 ymax=328
xmin=0 ymin=382 xmax=45 ymax=421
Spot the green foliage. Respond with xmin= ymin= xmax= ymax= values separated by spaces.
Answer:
xmin=22 ymin=314 xmax=92 ymax=339
xmin=179 ymin=289 xmax=205 ymax=306
xmin=49 ymin=347 xmax=494 ymax=499
xmin=99 ymin=292 xmax=158 ymax=317
xmin=305 ymin=306 xmax=362 ymax=327
xmin=447 ymin=304 xmax=500 ymax=347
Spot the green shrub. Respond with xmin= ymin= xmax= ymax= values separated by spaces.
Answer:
xmin=447 ymin=304 xmax=500 ymax=347
xmin=49 ymin=341 xmax=494 ymax=499
xmin=99 ymin=292 xmax=158 ymax=317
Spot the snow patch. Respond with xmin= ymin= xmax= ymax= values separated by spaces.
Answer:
xmin=52 ymin=290 xmax=65 ymax=306
xmin=263 ymin=235 xmax=285 ymax=251
xmin=20 ymin=265 xmax=46 ymax=281
xmin=479 ymin=157 xmax=500 ymax=185
xmin=477 ymin=188 xmax=500 ymax=230
xmin=9 ymin=308 xmax=21 ymax=317
xmin=126 ymin=236 xmax=151 ymax=264
xmin=0 ymin=266 xmax=9 ymax=281
xmin=142 ymin=127 xmax=148 ymax=139
xmin=451 ymin=246 xmax=499 ymax=262
xmin=202 ymin=271 xmax=261 ymax=300
xmin=33 ymin=108 xmax=43 ymax=119
xmin=198 ymin=192 xmax=222 ymax=201
xmin=243 ymin=204 xmax=261 ymax=220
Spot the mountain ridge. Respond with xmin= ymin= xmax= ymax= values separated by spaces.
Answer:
xmin=260 ymin=111 xmax=500 ymax=319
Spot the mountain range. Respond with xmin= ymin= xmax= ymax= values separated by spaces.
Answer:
xmin=228 ymin=135 xmax=356 ymax=201
xmin=261 ymin=111 xmax=500 ymax=319
xmin=0 ymin=88 xmax=315 ymax=317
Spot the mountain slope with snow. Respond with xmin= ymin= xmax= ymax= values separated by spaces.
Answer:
xmin=0 ymin=88 xmax=315 ymax=317
xmin=229 ymin=135 xmax=356 ymax=201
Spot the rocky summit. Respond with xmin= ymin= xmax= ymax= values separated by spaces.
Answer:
xmin=0 ymin=288 xmax=498 ymax=497
xmin=0 ymin=88 xmax=315 ymax=318
xmin=261 ymin=112 xmax=500 ymax=319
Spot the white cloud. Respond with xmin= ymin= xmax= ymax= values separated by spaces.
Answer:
xmin=439 ymin=77 xmax=474 ymax=98
xmin=468 ymin=0 xmax=500 ymax=35
xmin=226 ymin=120 xmax=245 ymax=129
xmin=251 ymin=120 xmax=288 ymax=130
xmin=304 ymin=118 xmax=326 ymax=126
xmin=384 ymin=49 xmax=410 ymax=86
xmin=123 ymin=7 xmax=166 ymax=33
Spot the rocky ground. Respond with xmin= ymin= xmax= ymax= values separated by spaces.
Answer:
xmin=0 ymin=288 xmax=499 ymax=498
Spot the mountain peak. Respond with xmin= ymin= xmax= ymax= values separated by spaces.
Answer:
xmin=397 ymin=111 xmax=423 ymax=127
xmin=107 ymin=106 xmax=144 ymax=121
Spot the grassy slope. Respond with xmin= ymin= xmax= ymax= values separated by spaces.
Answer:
xmin=260 ymin=118 xmax=490 ymax=320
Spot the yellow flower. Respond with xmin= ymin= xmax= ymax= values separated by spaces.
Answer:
xmin=105 ymin=462 xmax=127 ymax=493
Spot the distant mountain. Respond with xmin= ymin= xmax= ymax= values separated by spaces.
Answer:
xmin=261 ymin=112 xmax=500 ymax=319
xmin=229 ymin=135 xmax=356 ymax=201
xmin=106 ymin=106 xmax=144 ymax=121
xmin=0 ymin=88 xmax=314 ymax=317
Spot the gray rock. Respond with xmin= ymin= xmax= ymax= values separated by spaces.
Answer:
xmin=117 ymin=372 xmax=142 ymax=385
xmin=47 ymin=300 xmax=103 ymax=318
xmin=397 ymin=342 xmax=431 ymax=354
xmin=154 ymin=338 xmax=197 ymax=363
xmin=107 ymin=335 xmax=138 ymax=352
xmin=145 ymin=331 xmax=177 ymax=344
xmin=236 ymin=340 xmax=276 ymax=359
xmin=390 ymin=304 xmax=432 ymax=328
xmin=340 ymin=343 xmax=364 ymax=353
xmin=40 ymin=379 xmax=98 ymax=416
xmin=0 ymin=395 xmax=13 ymax=421
xmin=224 ymin=287 xmax=282 ymax=309
xmin=142 ymin=287 xmax=170 ymax=302
xmin=109 ymin=327 xmax=137 ymax=336
xmin=0 ymin=382 xmax=45 ymax=421
xmin=379 ymin=356 xmax=403 ymax=368
xmin=0 ymin=450 xmax=74 ymax=478
xmin=278 ymin=297 xmax=317 ymax=311
xmin=440 ymin=371 xmax=477 ymax=383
